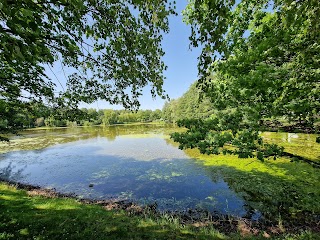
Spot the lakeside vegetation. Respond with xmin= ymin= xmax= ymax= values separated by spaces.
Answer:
xmin=182 ymin=145 xmax=320 ymax=225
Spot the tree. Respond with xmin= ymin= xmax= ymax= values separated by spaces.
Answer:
xmin=162 ymin=99 xmax=177 ymax=123
xmin=0 ymin=0 xmax=176 ymax=140
xmin=172 ymin=0 xmax=319 ymax=160
xmin=161 ymin=82 xmax=215 ymax=123
xmin=35 ymin=117 xmax=45 ymax=127
xmin=102 ymin=109 xmax=118 ymax=125
xmin=151 ymin=109 xmax=162 ymax=121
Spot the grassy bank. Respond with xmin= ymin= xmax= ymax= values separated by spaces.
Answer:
xmin=1 ymin=182 xmax=318 ymax=240
xmin=0 ymin=182 xmax=225 ymax=240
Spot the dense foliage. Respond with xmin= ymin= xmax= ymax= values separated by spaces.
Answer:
xmin=0 ymin=0 xmax=176 ymax=140
xmin=162 ymin=82 xmax=214 ymax=123
xmin=172 ymin=0 xmax=319 ymax=160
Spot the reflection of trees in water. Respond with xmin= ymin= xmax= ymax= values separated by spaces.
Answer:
xmin=98 ymin=124 xmax=170 ymax=141
xmin=2 ymin=124 xmax=177 ymax=154
xmin=0 ymin=162 xmax=27 ymax=181
xmin=41 ymin=124 xmax=168 ymax=142
xmin=99 ymin=126 xmax=118 ymax=141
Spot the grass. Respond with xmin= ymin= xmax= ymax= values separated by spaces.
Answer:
xmin=261 ymin=132 xmax=320 ymax=162
xmin=0 ymin=182 xmax=226 ymax=240
xmin=0 ymin=182 xmax=318 ymax=240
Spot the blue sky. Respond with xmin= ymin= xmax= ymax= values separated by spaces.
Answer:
xmin=160 ymin=1 xmax=201 ymax=108
xmin=47 ymin=1 xmax=201 ymax=110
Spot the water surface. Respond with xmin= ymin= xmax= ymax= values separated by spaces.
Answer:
xmin=1 ymin=125 xmax=319 ymax=220
xmin=0 ymin=125 xmax=250 ymax=217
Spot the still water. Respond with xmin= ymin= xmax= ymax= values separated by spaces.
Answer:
xmin=0 ymin=125 xmax=253 ymax=217
xmin=2 ymin=124 xmax=318 ymax=219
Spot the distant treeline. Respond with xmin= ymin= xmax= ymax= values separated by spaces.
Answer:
xmin=43 ymin=108 xmax=163 ymax=127
xmin=0 ymin=105 xmax=163 ymax=128
xmin=0 ymin=82 xmax=217 ymax=129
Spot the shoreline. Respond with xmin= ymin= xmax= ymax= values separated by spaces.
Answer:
xmin=1 ymin=179 xmax=319 ymax=237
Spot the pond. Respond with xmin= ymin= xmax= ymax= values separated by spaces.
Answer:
xmin=0 ymin=124 xmax=319 ymax=222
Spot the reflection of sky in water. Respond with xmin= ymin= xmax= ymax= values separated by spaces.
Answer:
xmin=95 ymin=135 xmax=186 ymax=161
xmin=0 ymin=133 xmax=255 ymax=218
